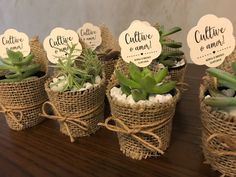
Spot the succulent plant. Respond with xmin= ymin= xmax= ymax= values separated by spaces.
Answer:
xmin=50 ymin=43 xmax=102 ymax=92
xmin=0 ymin=50 xmax=40 ymax=82
xmin=115 ymin=62 xmax=176 ymax=102
xmin=156 ymin=26 xmax=184 ymax=67
xmin=204 ymin=61 xmax=236 ymax=107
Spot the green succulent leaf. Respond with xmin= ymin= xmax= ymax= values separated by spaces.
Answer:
xmin=115 ymin=70 xmax=141 ymax=89
xmin=208 ymin=88 xmax=226 ymax=97
xmin=162 ymin=41 xmax=182 ymax=48
xmin=218 ymin=79 xmax=236 ymax=91
xmin=141 ymin=68 xmax=153 ymax=77
xmin=140 ymin=75 xmax=157 ymax=92
xmin=128 ymin=62 xmax=142 ymax=82
xmin=13 ymin=54 xmax=34 ymax=65
xmin=161 ymin=27 xmax=182 ymax=37
xmin=206 ymin=68 xmax=236 ymax=85
xmin=7 ymin=50 xmax=23 ymax=63
xmin=0 ymin=57 xmax=12 ymax=65
xmin=231 ymin=61 xmax=236 ymax=74
xmin=131 ymin=89 xmax=148 ymax=102
xmin=120 ymin=84 xmax=131 ymax=96
xmin=159 ymin=59 xmax=176 ymax=67
xmin=150 ymin=81 xmax=176 ymax=94
xmin=154 ymin=68 xmax=168 ymax=83
xmin=204 ymin=97 xmax=236 ymax=107
xmin=162 ymin=51 xmax=184 ymax=57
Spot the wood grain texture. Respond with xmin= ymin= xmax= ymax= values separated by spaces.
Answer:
xmin=0 ymin=64 xmax=221 ymax=177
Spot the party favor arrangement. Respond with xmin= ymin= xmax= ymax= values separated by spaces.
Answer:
xmin=0 ymin=15 xmax=235 ymax=177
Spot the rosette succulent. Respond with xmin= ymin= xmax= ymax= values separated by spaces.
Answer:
xmin=0 ymin=50 xmax=40 ymax=82
xmin=115 ymin=62 xmax=176 ymax=102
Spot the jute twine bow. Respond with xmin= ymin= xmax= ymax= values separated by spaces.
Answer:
xmin=41 ymin=101 xmax=103 ymax=143
xmin=207 ymin=133 xmax=236 ymax=157
xmin=98 ymin=116 xmax=171 ymax=155
xmin=0 ymin=102 xmax=23 ymax=129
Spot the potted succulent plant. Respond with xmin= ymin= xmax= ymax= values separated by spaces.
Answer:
xmin=41 ymin=43 xmax=105 ymax=142
xmin=99 ymin=62 xmax=179 ymax=160
xmin=199 ymin=62 xmax=236 ymax=177
xmin=0 ymin=37 xmax=48 ymax=130
xmin=150 ymin=25 xmax=187 ymax=91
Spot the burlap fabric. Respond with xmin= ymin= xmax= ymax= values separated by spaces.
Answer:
xmin=42 ymin=73 xmax=106 ymax=142
xmin=199 ymin=77 xmax=236 ymax=177
xmin=97 ymin=25 xmax=120 ymax=84
xmin=102 ymin=60 xmax=179 ymax=160
xmin=101 ymin=59 xmax=118 ymax=85
xmin=0 ymin=37 xmax=48 ymax=130
xmin=217 ymin=47 xmax=236 ymax=74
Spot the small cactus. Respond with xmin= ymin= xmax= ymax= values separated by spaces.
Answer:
xmin=0 ymin=49 xmax=40 ymax=82
xmin=157 ymin=26 xmax=184 ymax=67
xmin=204 ymin=61 xmax=236 ymax=107
xmin=115 ymin=62 xmax=176 ymax=102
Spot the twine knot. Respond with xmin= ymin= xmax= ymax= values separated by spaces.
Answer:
xmin=98 ymin=116 xmax=171 ymax=155
xmin=40 ymin=101 xmax=89 ymax=143
xmin=0 ymin=103 xmax=23 ymax=129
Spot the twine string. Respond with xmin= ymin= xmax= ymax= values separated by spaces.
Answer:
xmin=98 ymin=116 xmax=171 ymax=155
xmin=40 ymin=101 xmax=89 ymax=143
xmin=206 ymin=133 xmax=236 ymax=157
xmin=0 ymin=102 xmax=23 ymax=129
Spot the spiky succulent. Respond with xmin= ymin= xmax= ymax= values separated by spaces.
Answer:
xmin=157 ymin=26 xmax=184 ymax=67
xmin=0 ymin=50 xmax=40 ymax=82
xmin=115 ymin=63 xmax=176 ymax=102
xmin=204 ymin=61 xmax=236 ymax=107
xmin=50 ymin=43 xmax=102 ymax=92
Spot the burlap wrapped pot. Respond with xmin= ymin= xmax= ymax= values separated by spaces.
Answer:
xmin=42 ymin=73 xmax=106 ymax=142
xmin=199 ymin=77 xmax=236 ymax=177
xmin=0 ymin=37 xmax=48 ymax=130
xmin=102 ymin=60 xmax=179 ymax=160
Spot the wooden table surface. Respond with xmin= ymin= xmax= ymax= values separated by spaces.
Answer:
xmin=0 ymin=64 xmax=221 ymax=177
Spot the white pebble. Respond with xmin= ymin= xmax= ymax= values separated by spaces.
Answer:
xmin=84 ymin=83 xmax=93 ymax=89
xmin=79 ymin=87 xmax=87 ymax=91
xmin=57 ymin=79 xmax=67 ymax=89
xmin=110 ymin=87 xmax=122 ymax=98
xmin=50 ymin=85 xmax=62 ymax=92
xmin=95 ymin=76 xmax=102 ymax=84
xmin=110 ymin=87 xmax=173 ymax=106
xmin=58 ymin=76 xmax=65 ymax=80
xmin=52 ymin=77 xmax=58 ymax=83
xmin=127 ymin=95 xmax=135 ymax=105
xmin=205 ymin=95 xmax=211 ymax=99
xmin=222 ymin=89 xmax=235 ymax=97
